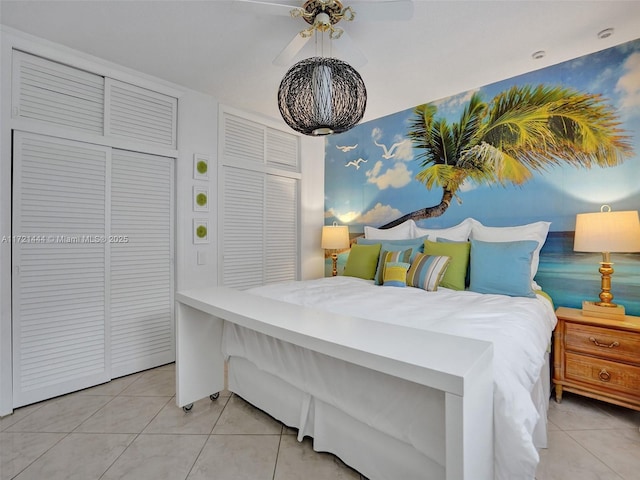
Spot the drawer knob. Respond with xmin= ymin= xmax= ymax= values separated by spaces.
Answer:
xmin=598 ymin=369 xmax=611 ymax=382
xmin=589 ymin=336 xmax=619 ymax=349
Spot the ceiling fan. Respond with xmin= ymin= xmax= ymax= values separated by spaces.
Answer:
xmin=235 ymin=0 xmax=414 ymax=66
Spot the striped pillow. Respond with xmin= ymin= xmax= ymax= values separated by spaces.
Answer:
xmin=374 ymin=248 xmax=413 ymax=285
xmin=407 ymin=253 xmax=451 ymax=291
xmin=382 ymin=262 xmax=411 ymax=287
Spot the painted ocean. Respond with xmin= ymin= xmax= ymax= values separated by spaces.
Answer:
xmin=536 ymin=232 xmax=640 ymax=316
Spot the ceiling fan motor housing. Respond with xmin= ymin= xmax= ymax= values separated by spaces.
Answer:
xmin=301 ymin=0 xmax=346 ymax=25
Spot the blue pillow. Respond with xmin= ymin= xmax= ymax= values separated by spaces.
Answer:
xmin=469 ymin=239 xmax=538 ymax=298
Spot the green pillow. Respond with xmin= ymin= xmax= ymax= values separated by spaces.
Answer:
xmin=423 ymin=239 xmax=470 ymax=290
xmin=343 ymin=243 xmax=382 ymax=280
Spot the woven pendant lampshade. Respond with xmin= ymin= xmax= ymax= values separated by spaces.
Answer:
xmin=278 ymin=56 xmax=367 ymax=136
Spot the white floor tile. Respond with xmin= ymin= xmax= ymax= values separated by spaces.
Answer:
xmin=12 ymin=433 xmax=135 ymax=480
xmin=187 ymin=434 xmax=280 ymax=480
xmin=0 ymin=431 xmax=66 ymax=479
xmin=212 ymin=395 xmax=283 ymax=435
xmin=568 ymin=428 xmax=640 ymax=480
xmin=536 ymin=430 xmax=623 ymax=480
xmin=101 ymin=433 xmax=207 ymax=480
xmin=274 ymin=435 xmax=361 ymax=480
xmin=4 ymin=395 xmax=112 ymax=433
xmin=74 ymin=396 xmax=171 ymax=433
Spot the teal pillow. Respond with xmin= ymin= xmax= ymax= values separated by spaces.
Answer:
xmin=423 ymin=240 xmax=470 ymax=290
xmin=374 ymin=248 xmax=413 ymax=285
xmin=357 ymin=236 xmax=427 ymax=253
xmin=469 ymin=239 xmax=538 ymax=298
xmin=343 ymin=243 xmax=381 ymax=280
xmin=382 ymin=262 xmax=411 ymax=287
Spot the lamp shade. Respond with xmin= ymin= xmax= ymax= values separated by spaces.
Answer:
xmin=574 ymin=208 xmax=640 ymax=253
xmin=278 ymin=57 xmax=367 ymax=136
xmin=321 ymin=225 xmax=350 ymax=250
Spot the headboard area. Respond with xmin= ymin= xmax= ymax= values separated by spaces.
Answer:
xmin=324 ymin=37 xmax=640 ymax=315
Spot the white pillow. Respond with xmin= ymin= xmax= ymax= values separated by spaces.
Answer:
xmin=412 ymin=217 xmax=474 ymax=241
xmin=364 ymin=219 xmax=415 ymax=240
xmin=469 ymin=220 xmax=551 ymax=287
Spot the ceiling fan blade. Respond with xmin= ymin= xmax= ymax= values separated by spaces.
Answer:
xmin=233 ymin=0 xmax=303 ymax=17
xmin=273 ymin=32 xmax=311 ymax=66
xmin=333 ymin=30 xmax=368 ymax=68
xmin=349 ymin=1 xmax=414 ymax=22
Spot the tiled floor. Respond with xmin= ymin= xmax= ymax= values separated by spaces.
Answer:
xmin=1 ymin=364 xmax=638 ymax=480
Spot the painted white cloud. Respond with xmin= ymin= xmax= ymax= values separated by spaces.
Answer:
xmin=325 ymin=207 xmax=362 ymax=224
xmin=371 ymin=127 xmax=383 ymax=142
xmin=458 ymin=178 xmax=478 ymax=192
xmin=357 ymin=203 xmax=402 ymax=226
xmin=390 ymin=137 xmax=413 ymax=161
xmin=365 ymin=160 xmax=412 ymax=190
xmin=616 ymin=51 xmax=640 ymax=115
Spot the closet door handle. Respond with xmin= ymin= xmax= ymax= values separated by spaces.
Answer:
xmin=589 ymin=336 xmax=619 ymax=348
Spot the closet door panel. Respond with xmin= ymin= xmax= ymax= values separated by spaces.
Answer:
xmin=106 ymin=79 xmax=177 ymax=148
xmin=12 ymin=51 xmax=105 ymax=134
xmin=12 ymin=132 xmax=110 ymax=407
xmin=220 ymin=166 xmax=265 ymax=289
xmin=265 ymin=175 xmax=298 ymax=284
xmin=110 ymin=150 xmax=174 ymax=377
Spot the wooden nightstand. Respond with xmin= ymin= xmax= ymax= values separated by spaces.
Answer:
xmin=553 ymin=306 xmax=640 ymax=411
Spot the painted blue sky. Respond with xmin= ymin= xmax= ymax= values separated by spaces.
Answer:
xmin=325 ymin=38 xmax=640 ymax=233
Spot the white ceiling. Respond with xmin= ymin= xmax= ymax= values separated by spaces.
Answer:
xmin=2 ymin=0 xmax=640 ymax=126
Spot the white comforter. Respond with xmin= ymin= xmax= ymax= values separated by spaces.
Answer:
xmin=233 ymin=276 xmax=557 ymax=480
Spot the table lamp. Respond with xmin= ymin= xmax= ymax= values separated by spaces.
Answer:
xmin=321 ymin=223 xmax=350 ymax=276
xmin=574 ymin=205 xmax=640 ymax=317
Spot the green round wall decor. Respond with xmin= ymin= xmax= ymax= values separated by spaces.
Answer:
xmin=196 ymin=225 xmax=207 ymax=239
xmin=196 ymin=192 xmax=207 ymax=206
xmin=196 ymin=160 xmax=208 ymax=175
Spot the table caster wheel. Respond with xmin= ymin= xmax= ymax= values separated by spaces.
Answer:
xmin=182 ymin=403 xmax=193 ymax=412
xmin=210 ymin=392 xmax=220 ymax=401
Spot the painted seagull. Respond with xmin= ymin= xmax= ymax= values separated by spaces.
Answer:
xmin=374 ymin=140 xmax=404 ymax=159
xmin=345 ymin=158 xmax=368 ymax=170
xmin=336 ymin=144 xmax=358 ymax=152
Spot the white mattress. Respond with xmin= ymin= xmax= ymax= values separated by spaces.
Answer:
xmin=222 ymin=276 xmax=557 ymax=480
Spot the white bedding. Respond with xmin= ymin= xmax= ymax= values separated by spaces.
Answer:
xmin=223 ymin=276 xmax=557 ymax=480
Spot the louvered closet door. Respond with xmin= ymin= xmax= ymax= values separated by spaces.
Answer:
xmin=221 ymin=166 xmax=265 ymax=289
xmin=12 ymin=132 xmax=110 ymax=407
xmin=110 ymin=150 xmax=174 ymax=377
xmin=265 ymin=175 xmax=298 ymax=284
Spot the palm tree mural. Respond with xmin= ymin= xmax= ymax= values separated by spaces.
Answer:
xmin=381 ymin=84 xmax=633 ymax=228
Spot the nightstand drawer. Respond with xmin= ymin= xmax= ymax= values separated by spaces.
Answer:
xmin=565 ymin=352 xmax=640 ymax=396
xmin=565 ymin=322 xmax=640 ymax=363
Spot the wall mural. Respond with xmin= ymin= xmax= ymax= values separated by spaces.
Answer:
xmin=324 ymin=38 xmax=640 ymax=315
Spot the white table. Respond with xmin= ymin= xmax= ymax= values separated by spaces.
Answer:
xmin=175 ymin=286 xmax=494 ymax=480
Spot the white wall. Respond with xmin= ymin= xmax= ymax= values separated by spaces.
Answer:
xmin=175 ymin=91 xmax=219 ymax=292
xmin=0 ymin=26 xmax=325 ymax=415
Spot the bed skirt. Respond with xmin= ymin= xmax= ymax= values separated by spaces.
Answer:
xmin=228 ymin=355 xmax=445 ymax=480
xmin=227 ymin=352 xmax=551 ymax=480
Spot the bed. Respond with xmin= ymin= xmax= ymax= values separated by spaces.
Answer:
xmin=176 ymin=218 xmax=557 ymax=480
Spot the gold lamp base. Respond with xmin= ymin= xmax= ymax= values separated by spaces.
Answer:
xmin=581 ymin=256 xmax=626 ymax=319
